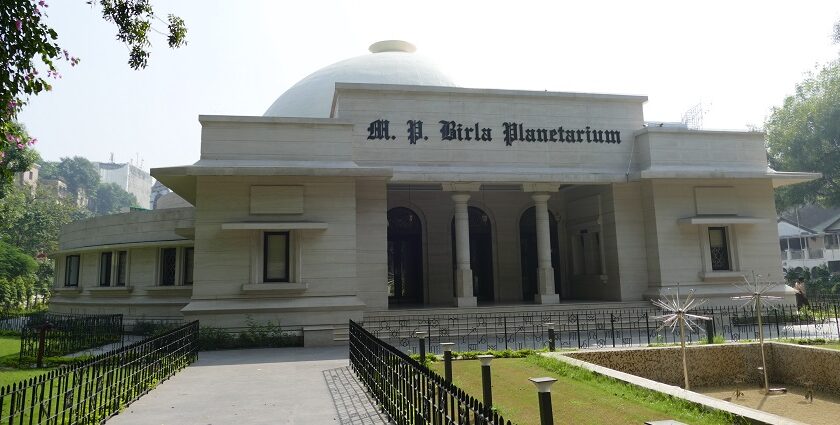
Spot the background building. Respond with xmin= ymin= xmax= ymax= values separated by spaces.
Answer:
xmin=95 ymin=162 xmax=155 ymax=209
xmin=778 ymin=205 xmax=840 ymax=273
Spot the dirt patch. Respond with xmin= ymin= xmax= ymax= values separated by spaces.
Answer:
xmin=698 ymin=384 xmax=840 ymax=425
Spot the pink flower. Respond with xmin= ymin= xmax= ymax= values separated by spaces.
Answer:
xmin=15 ymin=20 xmax=22 ymax=31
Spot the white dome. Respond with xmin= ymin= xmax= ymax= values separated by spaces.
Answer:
xmin=264 ymin=41 xmax=456 ymax=118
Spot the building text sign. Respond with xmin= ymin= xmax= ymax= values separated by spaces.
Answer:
xmin=367 ymin=119 xmax=622 ymax=146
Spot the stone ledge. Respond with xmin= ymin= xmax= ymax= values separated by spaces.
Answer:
xmin=145 ymin=286 xmax=193 ymax=297
xmin=53 ymin=287 xmax=82 ymax=295
xmin=241 ymin=283 xmax=308 ymax=295
xmin=87 ymin=286 xmax=133 ymax=296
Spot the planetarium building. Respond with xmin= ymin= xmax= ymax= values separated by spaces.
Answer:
xmin=50 ymin=41 xmax=818 ymax=343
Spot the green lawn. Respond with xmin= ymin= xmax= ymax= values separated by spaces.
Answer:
xmin=0 ymin=336 xmax=50 ymax=389
xmin=0 ymin=337 xmax=19 ymax=358
xmin=431 ymin=355 xmax=743 ymax=425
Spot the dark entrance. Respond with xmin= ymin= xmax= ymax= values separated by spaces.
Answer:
xmin=388 ymin=207 xmax=423 ymax=305
xmin=519 ymin=207 xmax=561 ymax=301
xmin=451 ymin=207 xmax=495 ymax=302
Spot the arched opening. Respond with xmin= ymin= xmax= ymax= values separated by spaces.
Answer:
xmin=388 ymin=207 xmax=424 ymax=305
xmin=451 ymin=206 xmax=495 ymax=303
xmin=519 ymin=207 xmax=561 ymax=301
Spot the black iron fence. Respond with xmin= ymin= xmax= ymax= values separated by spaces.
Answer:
xmin=0 ymin=320 xmax=198 ymax=424
xmin=19 ymin=313 xmax=124 ymax=359
xmin=350 ymin=320 xmax=511 ymax=425
xmin=363 ymin=302 xmax=840 ymax=354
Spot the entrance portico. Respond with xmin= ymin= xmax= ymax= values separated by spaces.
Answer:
xmin=387 ymin=182 xmax=609 ymax=308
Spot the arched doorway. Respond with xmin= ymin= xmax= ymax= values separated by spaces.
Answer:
xmin=519 ymin=207 xmax=561 ymax=301
xmin=451 ymin=206 xmax=495 ymax=302
xmin=388 ymin=207 xmax=424 ymax=305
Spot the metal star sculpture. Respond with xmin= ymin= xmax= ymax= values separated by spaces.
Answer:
xmin=730 ymin=271 xmax=783 ymax=394
xmin=652 ymin=285 xmax=711 ymax=390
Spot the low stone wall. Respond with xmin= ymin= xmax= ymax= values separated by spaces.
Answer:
xmin=566 ymin=342 xmax=840 ymax=392
xmin=769 ymin=342 xmax=840 ymax=394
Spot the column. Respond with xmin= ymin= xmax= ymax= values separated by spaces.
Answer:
xmin=532 ymin=193 xmax=559 ymax=304
xmin=452 ymin=193 xmax=477 ymax=307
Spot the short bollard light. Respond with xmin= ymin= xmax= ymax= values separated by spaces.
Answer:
xmin=477 ymin=354 xmax=494 ymax=408
xmin=544 ymin=322 xmax=556 ymax=351
xmin=415 ymin=331 xmax=428 ymax=365
xmin=529 ymin=377 xmax=557 ymax=425
xmin=441 ymin=342 xmax=455 ymax=383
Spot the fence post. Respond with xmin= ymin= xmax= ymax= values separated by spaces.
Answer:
xmin=576 ymin=313 xmax=581 ymax=349
xmin=705 ymin=316 xmax=714 ymax=344
xmin=835 ymin=305 xmax=840 ymax=342
xmin=544 ymin=323 xmax=555 ymax=352
xmin=415 ymin=331 xmax=427 ymax=367
xmin=441 ymin=342 xmax=454 ymax=384
xmin=529 ymin=377 xmax=557 ymax=425
xmin=504 ymin=317 xmax=508 ymax=350
xmin=610 ymin=314 xmax=616 ymax=347
xmin=36 ymin=321 xmax=53 ymax=368
xmin=645 ymin=312 xmax=651 ymax=345
xmin=477 ymin=355 xmax=493 ymax=408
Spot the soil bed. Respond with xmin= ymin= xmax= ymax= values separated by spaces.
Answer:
xmin=697 ymin=384 xmax=840 ymax=425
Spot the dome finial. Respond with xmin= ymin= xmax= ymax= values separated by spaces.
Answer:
xmin=369 ymin=40 xmax=416 ymax=54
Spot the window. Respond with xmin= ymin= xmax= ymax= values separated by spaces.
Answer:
xmin=159 ymin=248 xmax=177 ymax=286
xmin=65 ymin=255 xmax=80 ymax=287
xmin=263 ymin=232 xmax=290 ymax=282
xmin=826 ymin=234 xmax=839 ymax=250
xmin=99 ymin=252 xmax=113 ymax=286
xmin=116 ymin=251 xmax=127 ymax=286
xmin=183 ymin=247 xmax=194 ymax=285
xmin=708 ymin=227 xmax=731 ymax=271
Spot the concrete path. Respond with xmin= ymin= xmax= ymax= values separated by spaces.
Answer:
xmin=107 ymin=346 xmax=389 ymax=425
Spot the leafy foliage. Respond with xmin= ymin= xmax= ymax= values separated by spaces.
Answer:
xmin=53 ymin=156 xmax=99 ymax=196
xmin=767 ymin=21 xmax=840 ymax=210
xmin=0 ymin=184 xmax=90 ymax=256
xmin=0 ymin=241 xmax=37 ymax=279
xmin=1 ymin=0 xmax=186 ymax=199
xmin=92 ymin=182 xmax=137 ymax=214
xmin=784 ymin=264 xmax=840 ymax=295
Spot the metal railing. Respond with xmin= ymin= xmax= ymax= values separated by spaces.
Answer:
xmin=19 ymin=313 xmax=123 ymax=358
xmin=350 ymin=320 xmax=511 ymax=425
xmin=363 ymin=303 xmax=840 ymax=354
xmin=0 ymin=321 xmax=198 ymax=424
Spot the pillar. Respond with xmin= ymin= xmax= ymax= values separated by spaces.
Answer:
xmin=532 ymin=193 xmax=559 ymax=304
xmin=452 ymin=193 xmax=477 ymax=307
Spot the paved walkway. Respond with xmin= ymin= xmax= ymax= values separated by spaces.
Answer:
xmin=107 ymin=346 xmax=389 ymax=425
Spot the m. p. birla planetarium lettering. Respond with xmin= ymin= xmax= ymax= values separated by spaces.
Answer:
xmin=366 ymin=119 xmax=622 ymax=146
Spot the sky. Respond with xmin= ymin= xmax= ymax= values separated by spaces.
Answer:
xmin=18 ymin=1 xmax=840 ymax=171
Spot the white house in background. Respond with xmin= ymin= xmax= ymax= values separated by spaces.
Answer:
xmin=778 ymin=205 xmax=840 ymax=273
xmin=95 ymin=162 xmax=155 ymax=209
xmin=50 ymin=40 xmax=819 ymax=345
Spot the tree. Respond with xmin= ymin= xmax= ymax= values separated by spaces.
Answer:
xmin=1 ymin=0 xmax=187 ymax=198
xmin=0 ymin=122 xmax=38 ymax=198
xmin=0 ymin=241 xmax=37 ymax=279
xmin=766 ymin=59 xmax=840 ymax=210
xmin=0 ymin=184 xmax=90 ymax=256
xmin=55 ymin=156 xmax=100 ymax=197
xmin=92 ymin=182 xmax=137 ymax=214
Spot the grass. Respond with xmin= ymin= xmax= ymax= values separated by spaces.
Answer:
xmin=0 ymin=337 xmax=20 ymax=358
xmin=0 ymin=336 xmax=52 ymax=389
xmin=431 ymin=355 xmax=745 ymax=425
